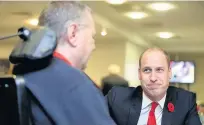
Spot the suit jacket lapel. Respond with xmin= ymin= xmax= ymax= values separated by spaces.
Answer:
xmin=161 ymin=87 xmax=176 ymax=125
xmin=127 ymin=86 xmax=142 ymax=125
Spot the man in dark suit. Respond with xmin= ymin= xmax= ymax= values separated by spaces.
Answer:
xmin=106 ymin=47 xmax=201 ymax=125
xmin=198 ymin=103 xmax=204 ymax=124
xmin=21 ymin=1 xmax=116 ymax=125
xmin=102 ymin=64 xmax=129 ymax=95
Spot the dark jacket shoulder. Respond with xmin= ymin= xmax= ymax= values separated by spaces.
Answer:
xmin=24 ymin=58 xmax=91 ymax=87
xmin=106 ymin=86 xmax=136 ymax=106
xmin=167 ymin=86 xmax=196 ymax=100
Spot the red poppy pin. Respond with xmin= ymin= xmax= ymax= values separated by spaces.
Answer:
xmin=167 ymin=102 xmax=174 ymax=112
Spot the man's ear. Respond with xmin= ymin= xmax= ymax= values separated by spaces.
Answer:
xmin=65 ymin=23 xmax=78 ymax=47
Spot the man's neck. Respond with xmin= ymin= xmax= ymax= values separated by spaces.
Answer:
xmin=144 ymin=91 xmax=166 ymax=102
xmin=55 ymin=45 xmax=80 ymax=70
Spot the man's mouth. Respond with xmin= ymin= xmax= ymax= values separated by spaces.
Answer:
xmin=147 ymin=84 xmax=160 ymax=89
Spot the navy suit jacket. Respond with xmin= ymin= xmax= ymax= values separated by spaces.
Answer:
xmin=23 ymin=58 xmax=116 ymax=125
xmin=106 ymin=86 xmax=201 ymax=125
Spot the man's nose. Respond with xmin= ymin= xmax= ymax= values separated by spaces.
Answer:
xmin=150 ymin=72 xmax=157 ymax=82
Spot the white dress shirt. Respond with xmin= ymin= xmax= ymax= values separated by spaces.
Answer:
xmin=137 ymin=92 xmax=166 ymax=125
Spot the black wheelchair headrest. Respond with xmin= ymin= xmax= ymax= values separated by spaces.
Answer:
xmin=0 ymin=27 xmax=57 ymax=125
xmin=9 ymin=27 xmax=57 ymax=65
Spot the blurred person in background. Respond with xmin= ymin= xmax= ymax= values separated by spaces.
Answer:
xmin=198 ymin=103 xmax=204 ymax=124
xmin=101 ymin=64 xmax=128 ymax=95
xmin=106 ymin=47 xmax=201 ymax=125
xmin=23 ymin=1 xmax=116 ymax=125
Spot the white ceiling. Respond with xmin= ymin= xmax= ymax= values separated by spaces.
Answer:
xmin=0 ymin=1 xmax=204 ymax=54
xmin=85 ymin=1 xmax=204 ymax=53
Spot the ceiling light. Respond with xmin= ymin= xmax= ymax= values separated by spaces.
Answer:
xmin=101 ymin=29 xmax=107 ymax=36
xmin=106 ymin=0 xmax=127 ymax=5
xmin=101 ymin=31 xmax=107 ymax=36
xmin=156 ymin=32 xmax=174 ymax=39
xmin=147 ymin=2 xmax=175 ymax=11
xmin=27 ymin=18 xmax=38 ymax=26
xmin=125 ymin=12 xmax=148 ymax=19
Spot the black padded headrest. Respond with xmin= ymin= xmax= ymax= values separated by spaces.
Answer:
xmin=9 ymin=27 xmax=57 ymax=65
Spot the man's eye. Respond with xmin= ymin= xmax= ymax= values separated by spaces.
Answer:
xmin=143 ymin=69 xmax=151 ymax=73
xmin=157 ymin=68 xmax=164 ymax=72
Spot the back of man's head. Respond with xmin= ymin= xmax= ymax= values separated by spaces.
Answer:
xmin=37 ymin=1 xmax=95 ymax=70
xmin=38 ymin=1 xmax=90 ymax=41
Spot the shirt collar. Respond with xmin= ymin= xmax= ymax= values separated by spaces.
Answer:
xmin=142 ymin=92 xmax=166 ymax=109
xmin=53 ymin=51 xmax=72 ymax=66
